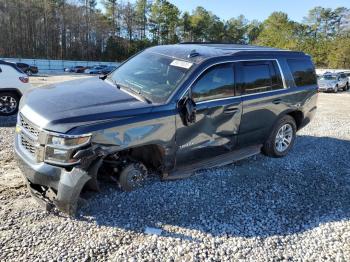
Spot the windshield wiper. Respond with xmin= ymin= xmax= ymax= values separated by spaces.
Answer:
xmin=102 ymin=76 xmax=151 ymax=104
xmin=104 ymin=76 xmax=121 ymax=89
xmin=121 ymin=85 xmax=152 ymax=104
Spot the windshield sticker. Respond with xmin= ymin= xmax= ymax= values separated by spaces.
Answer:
xmin=170 ymin=60 xmax=193 ymax=69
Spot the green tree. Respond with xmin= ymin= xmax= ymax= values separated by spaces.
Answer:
xmin=246 ymin=20 xmax=263 ymax=44
xmin=102 ymin=0 xmax=120 ymax=37
xmin=189 ymin=7 xmax=211 ymax=41
xmin=135 ymin=0 xmax=150 ymax=40
xmin=150 ymin=0 xmax=180 ymax=44
xmin=328 ymin=37 xmax=350 ymax=68
xmin=224 ymin=15 xmax=248 ymax=43
xmin=122 ymin=1 xmax=135 ymax=42
xmin=256 ymin=12 xmax=299 ymax=49
xmin=181 ymin=11 xmax=192 ymax=41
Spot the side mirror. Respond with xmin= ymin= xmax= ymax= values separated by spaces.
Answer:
xmin=179 ymin=97 xmax=196 ymax=126
xmin=99 ymin=74 xmax=107 ymax=80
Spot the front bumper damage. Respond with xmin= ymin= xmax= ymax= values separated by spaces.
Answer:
xmin=15 ymin=137 xmax=102 ymax=215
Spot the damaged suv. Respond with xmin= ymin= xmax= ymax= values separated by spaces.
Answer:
xmin=15 ymin=44 xmax=318 ymax=215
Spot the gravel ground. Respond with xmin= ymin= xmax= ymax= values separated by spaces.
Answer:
xmin=0 ymin=90 xmax=350 ymax=261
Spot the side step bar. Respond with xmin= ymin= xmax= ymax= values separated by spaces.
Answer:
xmin=164 ymin=144 xmax=262 ymax=180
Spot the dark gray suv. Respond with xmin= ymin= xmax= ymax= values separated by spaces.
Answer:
xmin=15 ymin=44 xmax=318 ymax=214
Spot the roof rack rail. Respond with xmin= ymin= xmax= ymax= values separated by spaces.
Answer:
xmin=179 ymin=41 xmax=245 ymax=45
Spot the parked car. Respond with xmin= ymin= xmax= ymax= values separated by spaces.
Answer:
xmin=64 ymin=66 xmax=86 ymax=73
xmin=0 ymin=60 xmax=31 ymax=115
xmin=84 ymin=65 xmax=108 ymax=74
xmin=16 ymin=62 xmax=39 ymax=75
xmin=318 ymin=72 xmax=349 ymax=92
xmin=101 ymin=65 xmax=118 ymax=75
xmin=15 ymin=44 xmax=318 ymax=215
xmin=344 ymin=71 xmax=350 ymax=85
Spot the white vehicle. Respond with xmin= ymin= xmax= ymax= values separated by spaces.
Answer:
xmin=344 ymin=71 xmax=350 ymax=85
xmin=318 ymin=72 xmax=349 ymax=93
xmin=0 ymin=60 xmax=32 ymax=115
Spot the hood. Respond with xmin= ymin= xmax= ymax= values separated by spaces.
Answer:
xmin=318 ymin=79 xmax=336 ymax=85
xmin=20 ymin=77 xmax=153 ymax=133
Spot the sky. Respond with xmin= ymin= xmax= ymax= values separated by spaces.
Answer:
xmin=167 ymin=0 xmax=349 ymax=22
xmin=98 ymin=0 xmax=349 ymax=22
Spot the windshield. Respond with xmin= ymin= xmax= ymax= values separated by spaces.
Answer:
xmin=321 ymin=75 xmax=336 ymax=80
xmin=110 ymin=52 xmax=192 ymax=103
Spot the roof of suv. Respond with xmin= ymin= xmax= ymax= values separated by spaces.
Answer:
xmin=147 ymin=43 xmax=306 ymax=63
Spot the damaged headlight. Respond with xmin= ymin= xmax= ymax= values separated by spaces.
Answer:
xmin=49 ymin=135 xmax=90 ymax=147
xmin=44 ymin=134 xmax=91 ymax=165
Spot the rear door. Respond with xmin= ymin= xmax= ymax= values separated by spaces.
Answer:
xmin=175 ymin=62 xmax=242 ymax=166
xmin=340 ymin=73 xmax=348 ymax=88
xmin=236 ymin=60 xmax=288 ymax=146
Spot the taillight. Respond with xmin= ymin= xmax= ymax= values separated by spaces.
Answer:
xmin=19 ymin=76 xmax=29 ymax=83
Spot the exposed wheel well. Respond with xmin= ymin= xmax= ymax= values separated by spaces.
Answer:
xmin=287 ymin=111 xmax=303 ymax=130
xmin=128 ymin=144 xmax=165 ymax=170
xmin=0 ymin=89 xmax=22 ymax=98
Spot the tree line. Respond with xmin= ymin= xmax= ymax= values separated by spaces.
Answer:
xmin=0 ymin=0 xmax=349 ymax=68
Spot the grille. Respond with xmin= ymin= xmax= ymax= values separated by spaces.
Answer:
xmin=20 ymin=114 xmax=40 ymax=138
xmin=20 ymin=134 xmax=36 ymax=156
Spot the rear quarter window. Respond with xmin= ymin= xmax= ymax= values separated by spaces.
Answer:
xmin=287 ymin=59 xmax=317 ymax=87
xmin=238 ymin=60 xmax=283 ymax=95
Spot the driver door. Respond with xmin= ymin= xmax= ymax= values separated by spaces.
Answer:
xmin=175 ymin=62 xmax=242 ymax=166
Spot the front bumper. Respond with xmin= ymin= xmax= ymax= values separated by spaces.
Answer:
xmin=318 ymin=86 xmax=336 ymax=92
xmin=15 ymin=135 xmax=91 ymax=215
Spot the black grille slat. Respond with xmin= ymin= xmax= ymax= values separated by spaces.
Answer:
xmin=19 ymin=114 xmax=40 ymax=158
xmin=20 ymin=135 xmax=36 ymax=156
xmin=20 ymin=114 xmax=40 ymax=138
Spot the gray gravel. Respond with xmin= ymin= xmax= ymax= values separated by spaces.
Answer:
xmin=0 ymin=92 xmax=350 ymax=261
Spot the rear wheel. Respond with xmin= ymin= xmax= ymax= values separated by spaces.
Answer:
xmin=0 ymin=92 xmax=19 ymax=116
xmin=262 ymin=115 xmax=297 ymax=158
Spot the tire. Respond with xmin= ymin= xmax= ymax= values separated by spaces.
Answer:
xmin=118 ymin=162 xmax=148 ymax=192
xmin=346 ymin=82 xmax=349 ymax=91
xmin=334 ymin=85 xmax=338 ymax=93
xmin=262 ymin=115 xmax=297 ymax=158
xmin=0 ymin=92 xmax=20 ymax=116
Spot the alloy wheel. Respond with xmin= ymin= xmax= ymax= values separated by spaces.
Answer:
xmin=275 ymin=123 xmax=293 ymax=153
xmin=0 ymin=95 xmax=17 ymax=114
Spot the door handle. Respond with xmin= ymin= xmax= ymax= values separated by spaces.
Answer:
xmin=223 ymin=107 xmax=239 ymax=114
xmin=272 ymin=99 xmax=282 ymax=104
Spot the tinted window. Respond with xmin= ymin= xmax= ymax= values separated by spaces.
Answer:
xmin=192 ymin=63 xmax=234 ymax=102
xmin=239 ymin=61 xmax=283 ymax=95
xmin=287 ymin=59 xmax=317 ymax=87
xmin=340 ymin=74 xmax=346 ymax=78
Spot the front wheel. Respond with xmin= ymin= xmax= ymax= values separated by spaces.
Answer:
xmin=334 ymin=85 xmax=338 ymax=93
xmin=0 ymin=92 xmax=20 ymax=116
xmin=118 ymin=162 xmax=148 ymax=192
xmin=262 ymin=115 xmax=297 ymax=158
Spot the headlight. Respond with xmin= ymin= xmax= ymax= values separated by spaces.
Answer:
xmin=49 ymin=135 xmax=90 ymax=147
xmin=44 ymin=134 xmax=91 ymax=165
xmin=45 ymin=147 xmax=73 ymax=164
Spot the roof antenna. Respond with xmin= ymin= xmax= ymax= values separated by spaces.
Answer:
xmin=188 ymin=49 xmax=200 ymax=58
